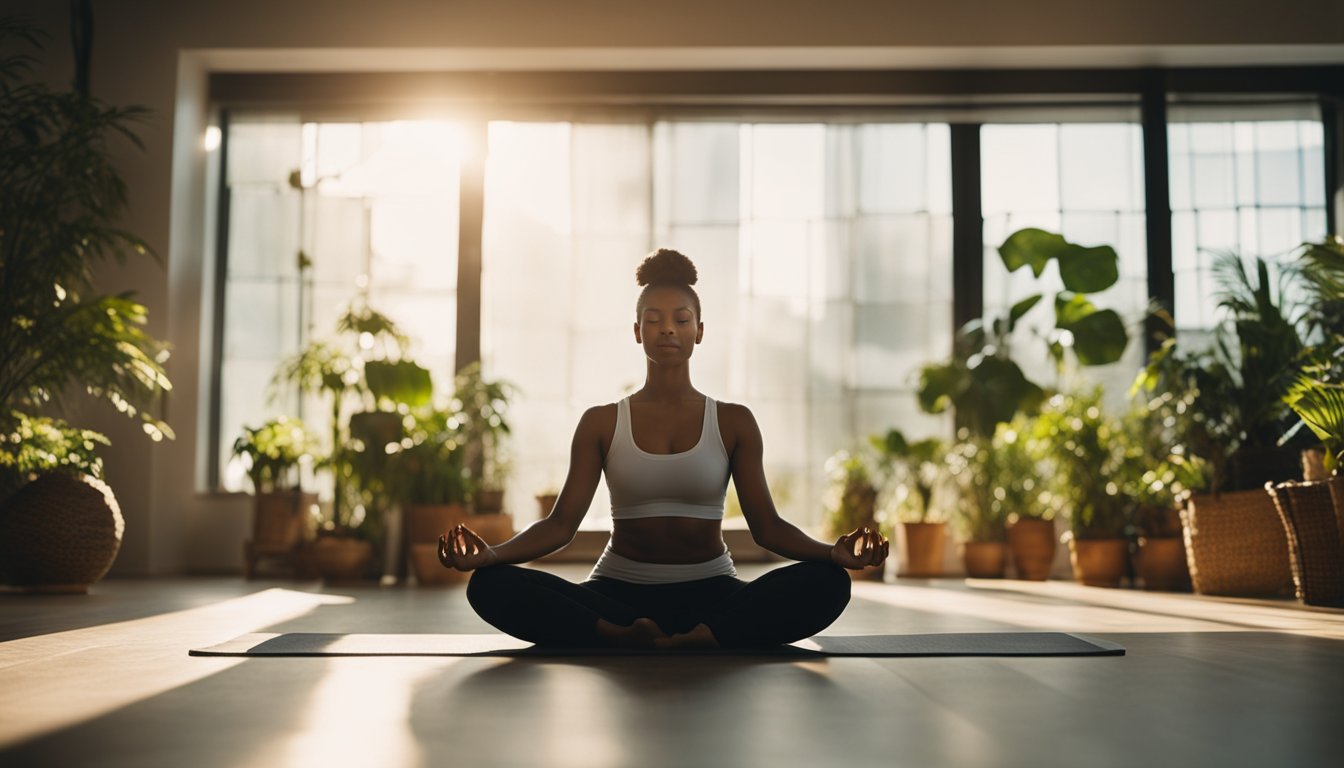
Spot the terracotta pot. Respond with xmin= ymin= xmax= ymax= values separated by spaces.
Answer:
xmin=1007 ymin=517 xmax=1056 ymax=580
xmin=899 ymin=521 xmax=946 ymax=577
xmin=1068 ymin=537 xmax=1129 ymax=588
xmin=474 ymin=489 xmax=505 ymax=515
xmin=961 ymin=541 xmax=1007 ymax=578
xmin=408 ymin=543 xmax=470 ymax=586
xmin=1136 ymin=537 xmax=1190 ymax=591
xmin=251 ymin=491 xmax=315 ymax=552
xmin=0 ymin=473 xmax=122 ymax=593
xmin=310 ymin=536 xmax=375 ymax=582
xmin=404 ymin=502 xmax=467 ymax=546
xmin=462 ymin=512 xmax=515 ymax=545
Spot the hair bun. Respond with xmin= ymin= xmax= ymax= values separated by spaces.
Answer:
xmin=635 ymin=248 xmax=698 ymax=287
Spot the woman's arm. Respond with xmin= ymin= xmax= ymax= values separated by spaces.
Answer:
xmin=441 ymin=405 xmax=609 ymax=570
xmin=725 ymin=403 xmax=887 ymax=569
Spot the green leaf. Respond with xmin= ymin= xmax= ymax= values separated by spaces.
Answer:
xmin=916 ymin=362 xmax=964 ymax=414
xmin=364 ymin=359 xmax=433 ymax=408
xmin=1008 ymin=294 xmax=1043 ymax=332
xmin=1064 ymin=309 xmax=1129 ymax=366
xmin=1057 ymin=245 xmax=1119 ymax=293
xmin=999 ymin=228 xmax=1067 ymax=277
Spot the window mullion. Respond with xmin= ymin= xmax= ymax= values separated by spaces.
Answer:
xmin=1141 ymin=73 xmax=1174 ymax=358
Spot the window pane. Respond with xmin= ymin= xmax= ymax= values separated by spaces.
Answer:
xmin=1168 ymin=104 xmax=1326 ymax=333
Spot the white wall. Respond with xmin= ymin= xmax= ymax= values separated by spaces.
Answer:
xmin=2 ymin=0 xmax=1342 ymax=574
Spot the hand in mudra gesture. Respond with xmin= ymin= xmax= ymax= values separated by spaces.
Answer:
xmin=438 ymin=524 xmax=498 ymax=572
xmin=830 ymin=527 xmax=889 ymax=570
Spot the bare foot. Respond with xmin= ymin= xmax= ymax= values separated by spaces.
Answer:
xmin=654 ymin=623 xmax=719 ymax=649
xmin=595 ymin=617 xmax=668 ymax=648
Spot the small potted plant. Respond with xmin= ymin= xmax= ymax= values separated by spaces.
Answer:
xmin=450 ymin=363 xmax=518 ymax=544
xmin=231 ymin=416 xmax=319 ymax=578
xmin=871 ymin=429 xmax=948 ymax=578
xmin=1115 ymin=396 xmax=1205 ymax=590
xmin=388 ymin=406 xmax=471 ymax=585
xmin=944 ymin=424 xmax=1039 ymax=579
xmin=271 ymin=299 xmax=433 ymax=582
xmin=1030 ymin=389 xmax=1131 ymax=587
xmin=822 ymin=449 xmax=882 ymax=580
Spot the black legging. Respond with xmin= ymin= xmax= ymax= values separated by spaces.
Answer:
xmin=466 ymin=560 xmax=851 ymax=648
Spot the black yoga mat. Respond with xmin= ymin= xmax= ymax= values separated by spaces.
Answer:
xmin=190 ymin=632 xmax=1124 ymax=657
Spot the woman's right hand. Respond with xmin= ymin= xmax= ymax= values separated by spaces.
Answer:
xmin=830 ymin=527 xmax=889 ymax=570
xmin=438 ymin=524 xmax=499 ymax=572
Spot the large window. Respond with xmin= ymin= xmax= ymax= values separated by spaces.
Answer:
xmin=481 ymin=121 xmax=952 ymax=528
xmin=208 ymin=86 xmax=1338 ymax=529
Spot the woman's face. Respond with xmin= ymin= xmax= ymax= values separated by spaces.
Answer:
xmin=635 ymin=285 xmax=703 ymax=363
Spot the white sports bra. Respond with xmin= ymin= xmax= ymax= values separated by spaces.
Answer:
xmin=603 ymin=396 xmax=730 ymax=520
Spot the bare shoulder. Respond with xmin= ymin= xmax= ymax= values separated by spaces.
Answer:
xmin=573 ymin=402 xmax=619 ymax=454
xmin=715 ymin=400 xmax=758 ymax=429
xmin=714 ymin=400 xmax=761 ymax=457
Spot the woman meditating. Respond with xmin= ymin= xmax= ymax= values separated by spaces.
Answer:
xmin=439 ymin=248 xmax=889 ymax=648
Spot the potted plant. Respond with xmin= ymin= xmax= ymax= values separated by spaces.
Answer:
xmin=1265 ymin=237 xmax=1344 ymax=606
xmin=0 ymin=21 xmax=173 ymax=592
xmin=1134 ymin=252 xmax=1304 ymax=597
xmin=1030 ymin=388 xmax=1131 ymax=587
xmin=822 ymin=448 xmax=882 ymax=580
xmin=1115 ymin=397 xmax=1206 ymax=591
xmin=449 ymin=362 xmax=518 ymax=543
xmin=271 ymin=298 xmax=432 ymax=582
xmin=231 ymin=416 xmax=320 ymax=578
xmin=388 ymin=406 xmax=471 ymax=585
xmin=871 ymin=429 xmax=947 ymax=577
xmin=944 ymin=423 xmax=1040 ymax=579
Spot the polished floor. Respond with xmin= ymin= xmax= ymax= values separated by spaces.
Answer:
xmin=2 ymin=564 xmax=1343 ymax=768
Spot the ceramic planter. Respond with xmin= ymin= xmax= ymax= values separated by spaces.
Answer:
xmin=898 ymin=521 xmax=946 ymax=577
xmin=1135 ymin=537 xmax=1190 ymax=591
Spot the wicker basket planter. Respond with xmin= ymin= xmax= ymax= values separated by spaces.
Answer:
xmin=244 ymin=491 xmax=316 ymax=579
xmin=0 ymin=473 xmax=123 ymax=593
xmin=1181 ymin=489 xmax=1292 ymax=597
xmin=1267 ymin=480 xmax=1344 ymax=607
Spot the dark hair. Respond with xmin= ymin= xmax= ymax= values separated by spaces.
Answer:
xmin=635 ymin=248 xmax=702 ymax=320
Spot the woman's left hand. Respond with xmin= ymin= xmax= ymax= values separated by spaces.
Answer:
xmin=830 ymin=527 xmax=889 ymax=570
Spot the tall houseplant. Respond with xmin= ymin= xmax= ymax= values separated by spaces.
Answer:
xmin=271 ymin=298 xmax=432 ymax=580
xmin=0 ymin=19 xmax=172 ymax=590
xmin=450 ymin=362 xmax=516 ymax=515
